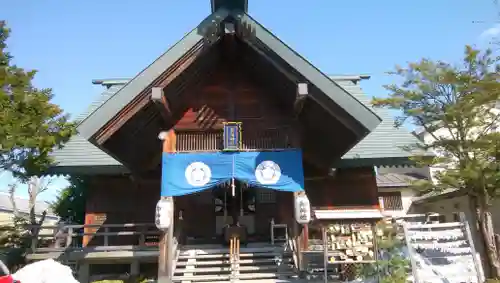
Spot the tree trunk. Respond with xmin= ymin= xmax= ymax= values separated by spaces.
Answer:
xmin=8 ymin=184 xmax=19 ymax=218
xmin=27 ymin=176 xmax=47 ymax=252
xmin=477 ymin=195 xmax=500 ymax=278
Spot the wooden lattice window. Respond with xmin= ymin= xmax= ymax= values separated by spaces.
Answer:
xmin=379 ymin=191 xmax=403 ymax=211
xmin=257 ymin=189 xmax=276 ymax=204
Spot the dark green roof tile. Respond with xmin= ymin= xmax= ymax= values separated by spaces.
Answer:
xmin=333 ymin=78 xmax=425 ymax=161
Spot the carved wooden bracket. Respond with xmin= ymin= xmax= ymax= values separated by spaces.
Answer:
xmin=151 ymin=87 xmax=172 ymax=123
xmin=294 ymin=82 xmax=308 ymax=116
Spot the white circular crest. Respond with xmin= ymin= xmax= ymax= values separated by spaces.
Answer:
xmin=255 ymin=160 xmax=282 ymax=185
xmin=185 ymin=162 xmax=211 ymax=187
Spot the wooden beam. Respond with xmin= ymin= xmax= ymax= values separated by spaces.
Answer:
xmin=95 ymin=96 xmax=149 ymax=145
xmin=94 ymin=44 xmax=205 ymax=145
xmin=294 ymin=83 xmax=308 ymax=116
xmin=302 ymin=150 xmax=330 ymax=172
xmin=158 ymin=130 xmax=176 ymax=283
xmin=151 ymin=87 xmax=172 ymax=123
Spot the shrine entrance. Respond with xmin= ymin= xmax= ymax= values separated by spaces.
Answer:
xmin=164 ymin=149 xmax=304 ymax=246
xmin=213 ymin=180 xmax=256 ymax=238
xmin=176 ymin=178 xmax=293 ymax=246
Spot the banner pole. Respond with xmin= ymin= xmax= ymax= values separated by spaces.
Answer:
xmin=231 ymin=177 xmax=235 ymax=197
xmin=158 ymin=130 xmax=176 ymax=283
xmin=240 ymin=183 xmax=243 ymax=217
xmin=224 ymin=184 xmax=227 ymax=222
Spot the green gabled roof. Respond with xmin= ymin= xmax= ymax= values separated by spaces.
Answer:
xmin=49 ymin=76 xmax=424 ymax=174
xmin=48 ymin=82 xmax=127 ymax=174
xmin=233 ymin=11 xmax=381 ymax=134
xmin=77 ymin=8 xmax=232 ymax=141
xmin=333 ymin=77 xmax=430 ymax=167
xmin=78 ymin=8 xmax=381 ymax=144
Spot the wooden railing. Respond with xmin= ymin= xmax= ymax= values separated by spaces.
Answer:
xmin=170 ymin=236 xmax=180 ymax=277
xmin=176 ymin=126 xmax=294 ymax=152
xmin=229 ymin=236 xmax=240 ymax=282
xmin=286 ymin=226 xmax=299 ymax=271
xmin=171 ymin=214 xmax=183 ymax=277
xmin=27 ymin=223 xmax=162 ymax=253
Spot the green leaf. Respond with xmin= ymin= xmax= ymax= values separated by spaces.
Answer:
xmin=0 ymin=21 xmax=76 ymax=179
xmin=372 ymin=45 xmax=500 ymax=200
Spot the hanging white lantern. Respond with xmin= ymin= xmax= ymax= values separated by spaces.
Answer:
xmin=294 ymin=193 xmax=311 ymax=224
xmin=155 ymin=198 xmax=173 ymax=230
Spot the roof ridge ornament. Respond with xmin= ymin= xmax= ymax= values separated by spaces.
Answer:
xmin=211 ymin=0 xmax=248 ymax=13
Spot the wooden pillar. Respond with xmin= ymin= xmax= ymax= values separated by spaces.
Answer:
xmin=302 ymin=224 xmax=309 ymax=250
xmin=78 ymin=262 xmax=90 ymax=283
xmin=293 ymin=191 xmax=306 ymax=273
xmin=130 ymin=260 xmax=140 ymax=282
xmin=158 ymin=130 xmax=176 ymax=283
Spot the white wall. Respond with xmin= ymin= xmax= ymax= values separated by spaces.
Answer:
xmin=412 ymin=196 xmax=500 ymax=235
xmin=378 ymin=187 xmax=418 ymax=217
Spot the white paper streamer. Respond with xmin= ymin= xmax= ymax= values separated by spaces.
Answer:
xmin=404 ymin=220 xmax=482 ymax=283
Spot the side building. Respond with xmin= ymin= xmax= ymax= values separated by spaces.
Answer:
xmin=0 ymin=193 xmax=59 ymax=225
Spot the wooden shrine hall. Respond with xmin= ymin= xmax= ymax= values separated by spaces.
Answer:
xmin=34 ymin=0 xmax=425 ymax=282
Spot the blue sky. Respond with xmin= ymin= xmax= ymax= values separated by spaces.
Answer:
xmin=1 ymin=0 xmax=499 ymax=201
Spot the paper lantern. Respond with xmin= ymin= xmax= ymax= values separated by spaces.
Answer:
xmin=155 ymin=198 xmax=173 ymax=230
xmin=294 ymin=194 xmax=311 ymax=224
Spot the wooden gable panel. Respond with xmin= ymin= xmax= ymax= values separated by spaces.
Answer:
xmin=173 ymin=61 xmax=295 ymax=131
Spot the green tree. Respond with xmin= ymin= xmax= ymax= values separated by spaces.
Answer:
xmin=0 ymin=20 xmax=76 ymax=265
xmin=372 ymin=46 xmax=500 ymax=277
xmin=0 ymin=20 xmax=76 ymax=178
xmin=51 ymin=175 xmax=88 ymax=224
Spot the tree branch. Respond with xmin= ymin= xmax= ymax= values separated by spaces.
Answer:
xmin=8 ymin=183 xmax=18 ymax=217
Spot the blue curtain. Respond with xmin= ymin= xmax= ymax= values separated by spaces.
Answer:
xmin=233 ymin=151 xmax=304 ymax=192
xmin=161 ymin=149 xmax=305 ymax=197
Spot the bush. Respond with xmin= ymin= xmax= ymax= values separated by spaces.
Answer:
xmin=355 ymin=221 xmax=410 ymax=283
xmin=0 ymin=216 xmax=31 ymax=270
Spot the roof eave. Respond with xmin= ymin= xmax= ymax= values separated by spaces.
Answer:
xmin=77 ymin=8 xmax=231 ymax=142
xmin=231 ymin=11 xmax=382 ymax=135
xmin=46 ymin=164 xmax=129 ymax=176
xmin=412 ymin=189 xmax=464 ymax=204
xmin=334 ymin=157 xmax=417 ymax=168
xmin=378 ymin=184 xmax=411 ymax=188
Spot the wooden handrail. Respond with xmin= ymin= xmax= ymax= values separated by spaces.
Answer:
xmin=287 ymin=226 xmax=299 ymax=271
xmin=171 ymin=237 xmax=179 ymax=277
xmin=29 ymin=223 xmax=160 ymax=252
xmin=38 ymin=230 xmax=161 ymax=238
xmin=29 ymin=219 xmax=181 ymax=254
xmin=229 ymin=236 xmax=240 ymax=281
xmin=26 ymin=223 xmax=156 ymax=229
xmin=171 ymin=214 xmax=183 ymax=277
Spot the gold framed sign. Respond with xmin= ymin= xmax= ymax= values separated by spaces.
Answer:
xmin=223 ymin=122 xmax=242 ymax=151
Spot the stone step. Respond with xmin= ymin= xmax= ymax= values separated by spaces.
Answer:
xmin=173 ymin=274 xmax=230 ymax=282
xmin=179 ymin=248 xmax=285 ymax=255
xmin=179 ymin=246 xmax=287 ymax=255
xmin=176 ymin=257 xmax=292 ymax=266
xmin=173 ymin=272 xmax=292 ymax=282
xmin=179 ymin=246 xmax=285 ymax=255
xmin=178 ymin=251 xmax=291 ymax=260
xmin=175 ymin=264 xmax=279 ymax=274
xmin=188 ymin=280 xmax=304 ymax=283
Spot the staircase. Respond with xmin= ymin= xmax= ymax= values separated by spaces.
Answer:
xmin=172 ymin=244 xmax=297 ymax=283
